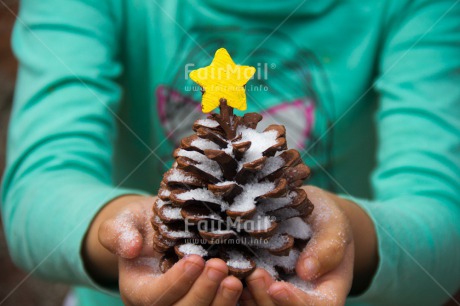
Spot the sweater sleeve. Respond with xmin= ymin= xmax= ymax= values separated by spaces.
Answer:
xmin=1 ymin=0 xmax=148 ymax=287
xmin=346 ymin=1 xmax=460 ymax=305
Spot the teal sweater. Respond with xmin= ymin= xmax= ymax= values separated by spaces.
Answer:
xmin=2 ymin=0 xmax=460 ymax=305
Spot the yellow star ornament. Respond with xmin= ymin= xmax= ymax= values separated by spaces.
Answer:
xmin=189 ymin=48 xmax=256 ymax=113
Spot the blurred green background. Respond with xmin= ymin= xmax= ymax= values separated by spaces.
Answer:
xmin=0 ymin=1 xmax=68 ymax=305
xmin=0 ymin=1 xmax=458 ymax=305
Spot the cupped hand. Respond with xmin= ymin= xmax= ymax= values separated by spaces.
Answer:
xmin=84 ymin=195 xmax=243 ymax=306
xmin=118 ymin=255 xmax=242 ymax=306
xmin=241 ymin=186 xmax=356 ymax=306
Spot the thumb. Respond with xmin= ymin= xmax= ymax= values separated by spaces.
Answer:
xmin=99 ymin=212 xmax=143 ymax=259
xmin=296 ymin=235 xmax=347 ymax=281
xmin=296 ymin=218 xmax=351 ymax=281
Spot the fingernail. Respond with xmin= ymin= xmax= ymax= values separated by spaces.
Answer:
xmin=207 ymin=267 xmax=226 ymax=282
xmin=248 ymin=277 xmax=265 ymax=290
xmin=303 ymin=257 xmax=319 ymax=278
xmin=184 ymin=258 xmax=203 ymax=277
xmin=269 ymin=285 xmax=289 ymax=301
xmin=222 ymin=286 xmax=239 ymax=299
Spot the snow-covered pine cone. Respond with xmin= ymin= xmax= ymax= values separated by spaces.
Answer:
xmin=152 ymin=104 xmax=313 ymax=279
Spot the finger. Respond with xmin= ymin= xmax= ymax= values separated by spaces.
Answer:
xmin=271 ymin=243 xmax=354 ymax=306
xmin=268 ymin=276 xmax=348 ymax=306
xmin=119 ymin=255 xmax=204 ymax=306
xmin=311 ymin=242 xmax=354 ymax=305
xmin=245 ymin=268 xmax=276 ymax=306
xmin=211 ymin=276 xmax=243 ymax=306
xmin=268 ymin=282 xmax=313 ymax=306
xmin=296 ymin=228 xmax=349 ymax=281
xmin=99 ymin=212 xmax=143 ymax=259
xmin=239 ymin=288 xmax=257 ymax=306
xmin=297 ymin=189 xmax=352 ymax=281
xmin=175 ymin=258 xmax=228 ymax=306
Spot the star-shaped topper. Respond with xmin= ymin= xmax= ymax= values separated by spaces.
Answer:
xmin=189 ymin=48 xmax=256 ymax=113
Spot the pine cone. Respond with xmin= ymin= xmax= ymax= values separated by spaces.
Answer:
xmin=152 ymin=101 xmax=313 ymax=279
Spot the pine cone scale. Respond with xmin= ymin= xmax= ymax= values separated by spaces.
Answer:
xmin=154 ymin=111 xmax=314 ymax=279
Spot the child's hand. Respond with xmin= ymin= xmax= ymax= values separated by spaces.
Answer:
xmin=84 ymin=195 xmax=243 ymax=306
xmin=118 ymin=255 xmax=242 ymax=306
xmin=241 ymin=186 xmax=375 ymax=306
